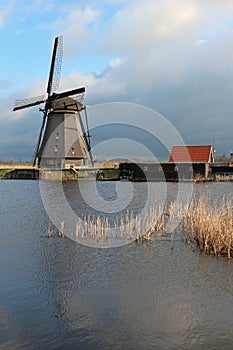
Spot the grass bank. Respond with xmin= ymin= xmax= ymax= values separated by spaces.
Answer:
xmin=0 ymin=169 xmax=13 ymax=178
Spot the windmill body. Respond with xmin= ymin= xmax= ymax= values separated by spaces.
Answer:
xmin=13 ymin=36 xmax=92 ymax=168
xmin=37 ymin=99 xmax=89 ymax=168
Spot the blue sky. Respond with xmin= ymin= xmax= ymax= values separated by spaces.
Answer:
xmin=1 ymin=0 xmax=233 ymax=161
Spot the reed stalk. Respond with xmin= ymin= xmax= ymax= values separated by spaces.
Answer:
xmin=183 ymin=196 xmax=233 ymax=257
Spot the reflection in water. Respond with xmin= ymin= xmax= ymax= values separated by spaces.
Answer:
xmin=0 ymin=181 xmax=233 ymax=349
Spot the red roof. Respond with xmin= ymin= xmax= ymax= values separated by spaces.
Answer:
xmin=169 ymin=145 xmax=213 ymax=163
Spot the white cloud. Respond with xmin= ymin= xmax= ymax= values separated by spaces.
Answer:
xmin=102 ymin=0 xmax=199 ymax=53
xmin=60 ymin=71 xmax=126 ymax=104
xmin=0 ymin=1 xmax=15 ymax=27
xmin=53 ymin=6 xmax=100 ymax=55
xmin=194 ymin=39 xmax=208 ymax=46
xmin=0 ymin=0 xmax=56 ymax=28
xmin=109 ymin=57 xmax=126 ymax=68
xmin=48 ymin=0 xmax=233 ymax=57
xmin=0 ymin=13 xmax=4 ymax=27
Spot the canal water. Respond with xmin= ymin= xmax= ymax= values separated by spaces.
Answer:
xmin=0 ymin=180 xmax=233 ymax=349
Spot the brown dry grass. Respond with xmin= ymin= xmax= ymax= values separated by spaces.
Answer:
xmin=57 ymin=195 xmax=233 ymax=257
xmin=183 ymin=196 xmax=233 ymax=257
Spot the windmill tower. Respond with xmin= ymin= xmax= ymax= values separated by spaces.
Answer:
xmin=13 ymin=36 xmax=92 ymax=168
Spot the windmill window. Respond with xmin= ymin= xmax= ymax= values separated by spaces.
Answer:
xmin=54 ymin=145 xmax=58 ymax=153
xmin=56 ymin=133 xmax=59 ymax=140
xmin=71 ymin=147 xmax=75 ymax=155
xmin=159 ymin=166 xmax=162 ymax=171
xmin=143 ymin=166 xmax=148 ymax=172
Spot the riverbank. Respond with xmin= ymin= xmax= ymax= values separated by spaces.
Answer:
xmin=1 ymin=161 xmax=233 ymax=181
xmin=0 ymin=167 xmax=119 ymax=180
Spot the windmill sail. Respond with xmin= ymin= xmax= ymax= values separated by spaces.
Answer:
xmin=47 ymin=36 xmax=63 ymax=96
xmin=49 ymin=86 xmax=85 ymax=101
xmin=13 ymin=94 xmax=46 ymax=111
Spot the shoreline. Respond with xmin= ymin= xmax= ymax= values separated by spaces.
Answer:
xmin=1 ymin=167 xmax=233 ymax=182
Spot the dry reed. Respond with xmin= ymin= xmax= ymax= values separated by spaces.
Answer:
xmin=56 ymin=195 xmax=233 ymax=257
xmin=71 ymin=205 xmax=165 ymax=244
xmin=183 ymin=196 xmax=233 ymax=257
xmin=215 ymin=175 xmax=233 ymax=182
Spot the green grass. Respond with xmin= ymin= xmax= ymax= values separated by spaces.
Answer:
xmin=100 ymin=168 xmax=120 ymax=180
xmin=0 ymin=169 xmax=13 ymax=177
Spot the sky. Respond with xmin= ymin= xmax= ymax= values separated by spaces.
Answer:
xmin=1 ymin=0 xmax=233 ymax=161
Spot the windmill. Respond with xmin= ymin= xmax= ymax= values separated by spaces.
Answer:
xmin=13 ymin=36 xmax=93 ymax=168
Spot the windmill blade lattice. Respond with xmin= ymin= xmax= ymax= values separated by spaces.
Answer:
xmin=13 ymin=94 xmax=46 ymax=111
xmin=47 ymin=35 xmax=63 ymax=96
